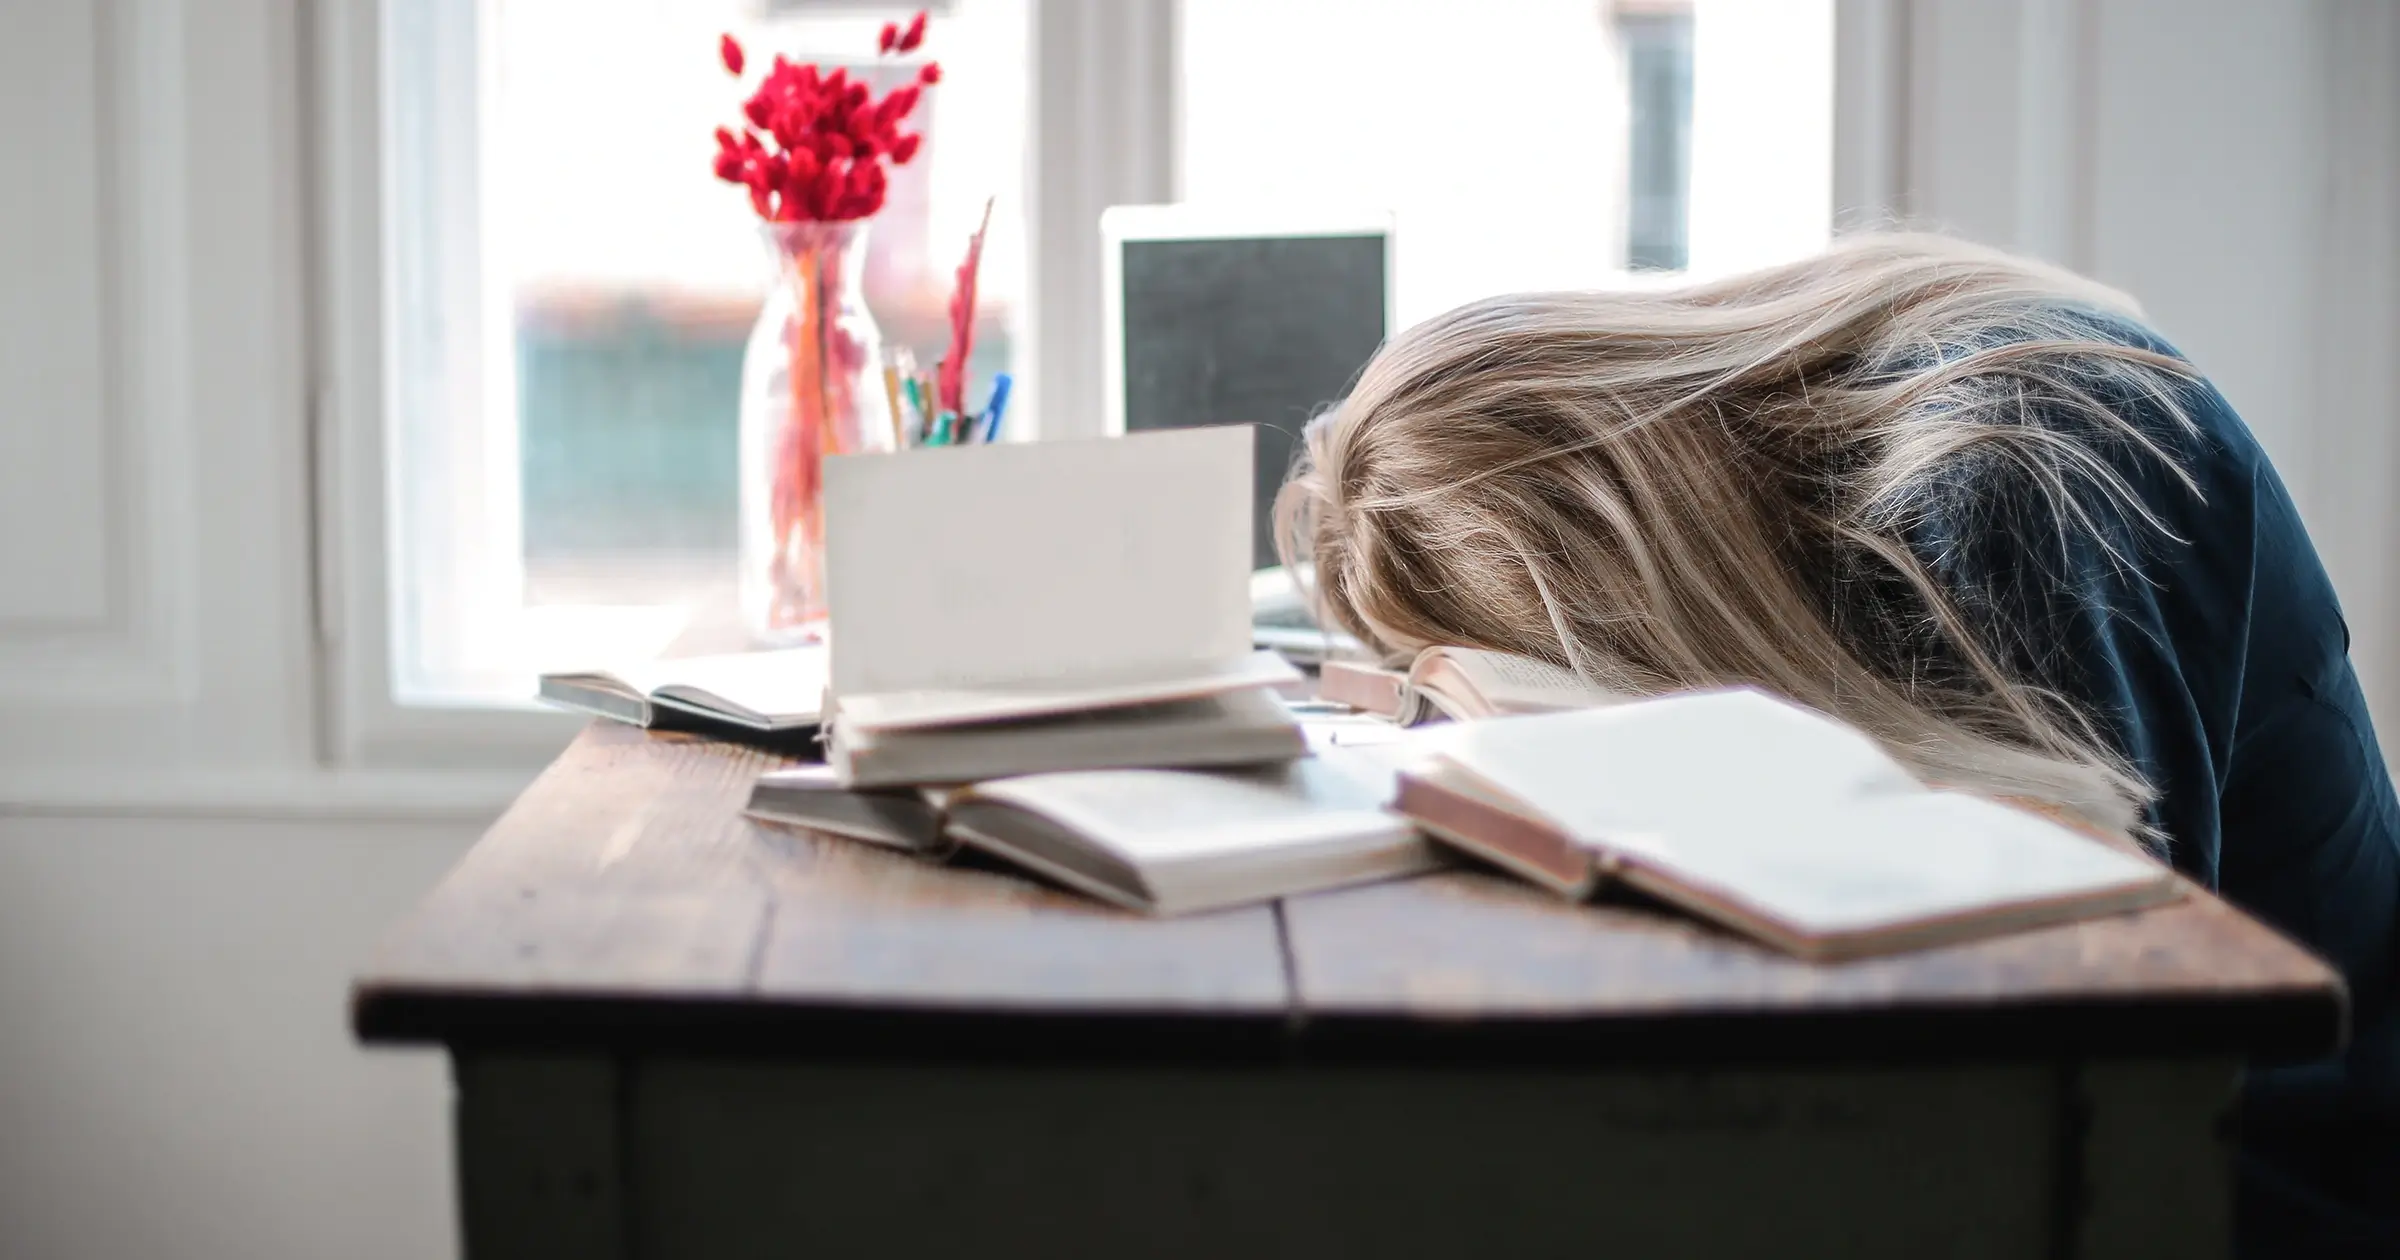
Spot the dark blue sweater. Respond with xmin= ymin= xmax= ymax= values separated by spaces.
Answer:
xmin=1893 ymin=310 xmax=2398 ymax=1255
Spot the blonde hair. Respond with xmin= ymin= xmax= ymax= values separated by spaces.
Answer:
xmin=1276 ymin=233 xmax=2204 ymax=841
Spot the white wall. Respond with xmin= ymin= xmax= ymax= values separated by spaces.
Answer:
xmin=0 ymin=815 xmax=474 ymax=1260
xmin=0 ymin=2 xmax=2392 ymax=1259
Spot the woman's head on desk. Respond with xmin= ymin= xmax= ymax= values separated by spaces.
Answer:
xmin=1275 ymin=232 xmax=2199 ymax=839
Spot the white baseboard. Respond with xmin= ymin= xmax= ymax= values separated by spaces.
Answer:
xmin=0 ymin=766 xmax=531 ymax=823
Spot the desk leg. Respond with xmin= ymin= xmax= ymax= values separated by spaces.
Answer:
xmin=453 ymin=1054 xmax=626 ymax=1260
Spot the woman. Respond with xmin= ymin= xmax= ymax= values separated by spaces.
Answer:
xmin=1277 ymin=234 xmax=2395 ymax=1255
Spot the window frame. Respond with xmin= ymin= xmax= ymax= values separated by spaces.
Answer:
xmin=308 ymin=0 xmax=1176 ymax=770
xmin=311 ymin=0 xmax=1877 ymax=772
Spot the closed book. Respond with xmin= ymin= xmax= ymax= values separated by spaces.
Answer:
xmin=1395 ymin=689 xmax=2181 ymax=961
xmin=827 ymin=689 xmax=1306 ymax=789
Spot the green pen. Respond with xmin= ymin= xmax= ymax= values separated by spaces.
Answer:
xmin=901 ymin=378 xmax=928 ymax=441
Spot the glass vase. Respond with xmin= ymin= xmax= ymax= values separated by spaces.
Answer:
xmin=738 ymin=220 xmax=892 ymax=645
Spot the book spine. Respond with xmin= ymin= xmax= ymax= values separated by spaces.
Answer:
xmin=1318 ymin=661 xmax=1407 ymax=718
xmin=1390 ymin=772 xmax=1601 ymax=899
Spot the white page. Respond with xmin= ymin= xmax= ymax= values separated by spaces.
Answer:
xmin=1431 ymin=649 xmax=1617 ymax=713
xmin=608 ymin=646 xmax=830 ymax=721
xmin=1437 ymin=689 xmax=2161 ymax=934
xmin=968 ymin=743 xmax=1418 ymax=866
xmin=1439 ymin=690 xmax=1919 ymax=838
xmin=1599 ymin=791 xmax=2164 ymax=936
xmin=833 ymin=649 xmax=1298 ymax=733
xmin=823 ymin=427 xmax=1254 ymax=696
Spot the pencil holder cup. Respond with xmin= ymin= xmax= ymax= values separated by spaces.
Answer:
xmin=739 ymin=219 xmax=895 ymax=645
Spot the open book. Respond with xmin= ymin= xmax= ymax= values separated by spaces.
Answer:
xmin=745 ymin=744 xmax=1438 ymax=915
xmin=1319 ymin=647 xmax=1618 ymax=725
xmin=819 ymin=427 xmax=1303 ymax=786
xmin=745 ymin=764 xmax=951 ymax=852
xmin=1394 ymin=690 xmax=2180 ymax=961
xmin=538 ymin=646 xmax=828 ymax=740
xmin=942 ymin=744 xmax=1440 ymax=915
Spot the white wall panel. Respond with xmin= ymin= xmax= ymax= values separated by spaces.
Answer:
xmin=0 ymin=0 xmax=316 ymax=769
xmin=0 ymin=2 xmax=114 ymax=629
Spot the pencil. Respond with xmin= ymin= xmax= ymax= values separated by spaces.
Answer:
xmin=881 ymin=363 xmax=907 ymax=448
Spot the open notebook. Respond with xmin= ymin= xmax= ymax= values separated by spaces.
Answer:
xmin=1319 ymin=646 xmax=1619 ymax=725
xmin=745 ymin=743 xmax=1439 ymax=915
xmin=941 ymin=743 xmax=1439 ymax=915
xmin=538 ymin=646 xmax=829 ymax=739
xmin=1394 ymin=690 xmax=2180 ymax=961
xmin=819 ymin=427 xmax=1303 ymax=786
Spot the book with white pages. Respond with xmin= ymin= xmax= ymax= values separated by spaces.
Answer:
xmin=820 ymin=427 xmax=1303 ymax=784
xmin=539 ymin=646 xmax=829 ymax=740
xmin=745 ymin=764 xmax=952 ymax=853
xmin=832 ymin=689 xmax=1306 ymax=789
xmin=1319 ymin=646 xmax=1620 ymax=725
xmin=1395 ymin=689 xmax=2180 ymax=961
xmin=942 ymin=742 xmax=1443 ymax=916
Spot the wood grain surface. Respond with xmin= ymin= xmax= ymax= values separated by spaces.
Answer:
xmin=353 ymin=723 xmax=2344 ymax=1062
xmin=352 ymin=724 xmax=1288 ymax=1052
xmin=1280 ymin=870 xmax=2343 ymax=1061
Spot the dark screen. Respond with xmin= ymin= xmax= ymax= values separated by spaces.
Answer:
xmin=1119 ymin=234 xmax=1388 ymax=568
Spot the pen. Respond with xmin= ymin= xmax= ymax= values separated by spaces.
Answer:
xmin=979 ymin=373 xmax=1013 ymax=443
xmin=901 ymin=377 xmax=928 ymax=443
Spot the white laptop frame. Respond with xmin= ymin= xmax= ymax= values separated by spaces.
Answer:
xmin=1098 ymin=204 xmax=1399 ymax=437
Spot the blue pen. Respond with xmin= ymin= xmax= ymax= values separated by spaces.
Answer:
xmin=979 ymin=373 xmax=1014 ymax=443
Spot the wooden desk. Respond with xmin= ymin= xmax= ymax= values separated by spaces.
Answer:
xmin=354 ymin=723 xmax=2344 ymax=1260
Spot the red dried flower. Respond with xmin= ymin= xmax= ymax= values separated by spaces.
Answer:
xmin=937 ymin=197 xmax=993 ymax=413
xmin=719 ymin=34 xmax=744 ymax=75
xmin=711 ymin=13 xmax=937 ymax=221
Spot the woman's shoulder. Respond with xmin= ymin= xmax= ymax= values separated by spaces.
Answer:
xmin=1887 ymin=300 xmax=2271 ymax=608
xmin=2028 ymin=302 xmax=2260 ymax=463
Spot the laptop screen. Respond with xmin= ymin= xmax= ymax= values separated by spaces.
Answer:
xmin=1117 ymin=232 xmax=1388 ymax=569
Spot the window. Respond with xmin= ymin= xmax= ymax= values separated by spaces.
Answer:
xmin=382 ymin=0 xmax=1028 ymax=704
xmin=1620 ymin=4 xmax=1696 ymax=271
xmin=367 ymin=0 xmax=1827 ymax=722
xmin=1177 ymin=0 xmax=1834 ymax=322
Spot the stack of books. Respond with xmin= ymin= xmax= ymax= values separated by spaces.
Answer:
xmin=815 ymin=425 xmax=1307 ymax=786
